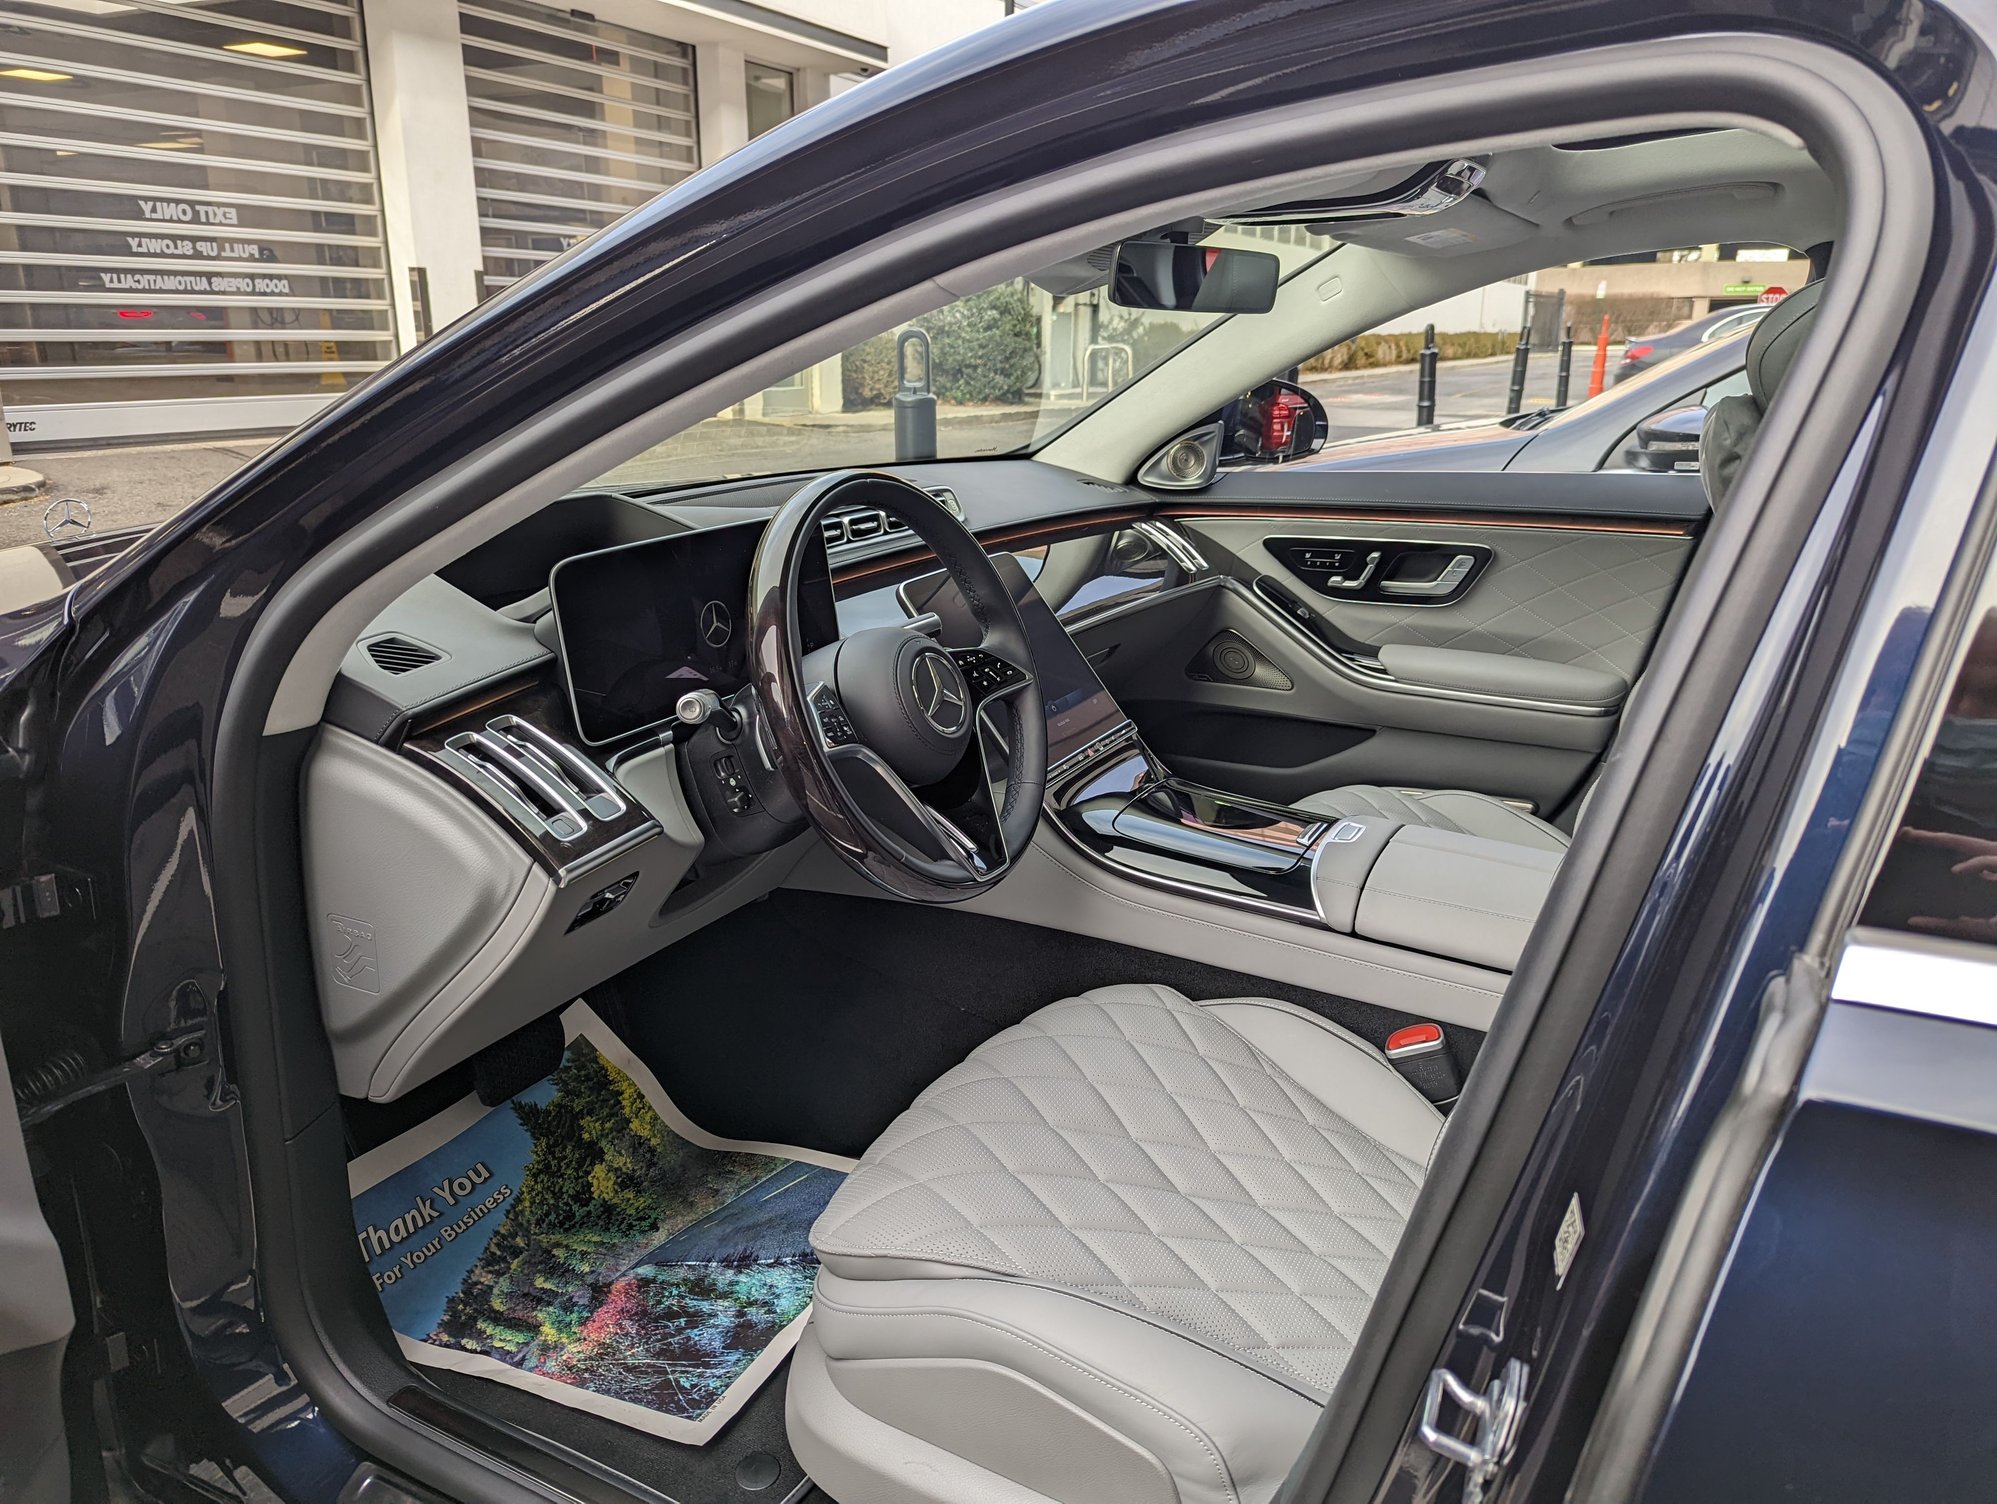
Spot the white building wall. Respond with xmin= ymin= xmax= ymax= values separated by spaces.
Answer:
xmin=363 ymin=0 xmax=486 ymax=347
xmin=1369 ymin=280 xmax=1530 ymax=335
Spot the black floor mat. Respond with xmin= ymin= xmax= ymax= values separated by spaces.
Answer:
xmin=597 ymin=889 xmax=1478 ymax=1160
xmin=426 ymin=1355 xmax=807 ymax=1502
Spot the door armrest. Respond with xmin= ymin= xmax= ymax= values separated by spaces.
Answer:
xmin=1377 ymin=644 xmax=1628 ymax=708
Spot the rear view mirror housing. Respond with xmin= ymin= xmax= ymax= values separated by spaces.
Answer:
xmin=1108 ymin=242 xmax=1280 ymax=314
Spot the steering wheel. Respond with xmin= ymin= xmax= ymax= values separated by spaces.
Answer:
xmin=748 ymin=471 xmax=1046 ymax=902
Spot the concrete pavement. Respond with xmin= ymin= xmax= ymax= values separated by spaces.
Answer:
xmin=0 ymin=436 xmax=275 ymax=551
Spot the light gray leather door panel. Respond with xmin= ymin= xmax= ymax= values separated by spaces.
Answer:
xmin=1071 ymin=581 xmax=1604 ymax=810
xmin=1184 ymin=515 xmax=1695 ymax=682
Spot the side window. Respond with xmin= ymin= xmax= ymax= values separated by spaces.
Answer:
xmin=1861 ymin=611 xmax=1997 ymax=943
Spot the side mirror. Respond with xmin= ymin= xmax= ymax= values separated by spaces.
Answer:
xmin=1624 ymin=404 xmax=1708 ymax=472
xmin=1109 ymin=242 xmax=1280 ymax=314
xmin=1232 ymin=379 xmax=1327 ymax=462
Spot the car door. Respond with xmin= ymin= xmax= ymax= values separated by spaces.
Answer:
xmin=0 ymin=1022 xmax=75 ymax=1504
xmin=1072 ymin=465 xmax=1705 ymax=816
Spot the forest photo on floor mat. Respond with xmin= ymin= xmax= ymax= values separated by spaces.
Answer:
xmin=352 ymin=1036 xmax=842 ymax=1426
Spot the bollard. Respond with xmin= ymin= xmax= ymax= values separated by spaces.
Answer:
xmin=1555 ymin=323 xmax=1574 ymax=407
xmin=1415 ymin=324 xmax=1438 ymax=426
xmin=893 ymin=327 xmax=937 ymax=462
xmin=1505 ymin=300 xmax=1533 ymax=415
xmin=1586 ymin=311 xmax=1612 ymax=398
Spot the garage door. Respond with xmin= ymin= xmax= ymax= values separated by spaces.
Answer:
xmin=0 ymin=0 xmax=395 ymax=446
xmin=459 ymin=0 xmax=699 ymax=298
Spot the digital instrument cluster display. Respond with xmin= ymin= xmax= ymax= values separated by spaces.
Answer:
xmin=551 ymin=520 xmax=836 ymax=746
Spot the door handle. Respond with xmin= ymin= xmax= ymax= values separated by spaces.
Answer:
xmin=1380 ymin=552 xmax=1477 ymax=598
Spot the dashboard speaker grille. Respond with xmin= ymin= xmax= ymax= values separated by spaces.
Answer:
xmin=365 ymin=634 xmax=445 ymax=674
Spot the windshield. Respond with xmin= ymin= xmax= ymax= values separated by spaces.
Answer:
xmin=591 ymin=226 xmax=1336 ymax=492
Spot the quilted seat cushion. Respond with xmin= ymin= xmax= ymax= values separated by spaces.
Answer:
xmin=809 ymin=984 xmax=1436 ymax=1395
xmin=1296 ymin=783 xmax=1570 ymax=852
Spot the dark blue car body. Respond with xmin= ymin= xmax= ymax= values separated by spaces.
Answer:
xmin=3 ymin=2 xmax=1995 ymax=1501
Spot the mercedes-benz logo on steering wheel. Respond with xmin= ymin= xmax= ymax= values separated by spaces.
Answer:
xmin=911 ymin=650 xmax=968 ymax=735
xmin=698 ymin=599 xmax=732 ymax=648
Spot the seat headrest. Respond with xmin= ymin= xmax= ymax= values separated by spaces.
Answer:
xmin=1699 ymin=281 xmax=1824 ymax=510
xmin=1745 ymin=279 xmax=1823 ymax=405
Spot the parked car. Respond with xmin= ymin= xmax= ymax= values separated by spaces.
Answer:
xmin=1610 ymin=300 xmax=1772 ymax=382
xmin=1267 ymin=328 xmax=1752 ymax=474
xmin=4 ymin=4 xmax=1994 ymax=1504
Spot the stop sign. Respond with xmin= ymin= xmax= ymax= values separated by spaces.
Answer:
xmin=1758 ymin=285 xmax=1788 ymax=304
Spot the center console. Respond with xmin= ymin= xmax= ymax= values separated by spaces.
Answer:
xmin=987 ymin=535 xmax=1562 ymax=975
xmin=1046 ymin=734 xmax=1559 ymax=973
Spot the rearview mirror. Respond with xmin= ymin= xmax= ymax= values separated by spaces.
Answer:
xmin=1109 ymin=242 xmax=1279 ymax=314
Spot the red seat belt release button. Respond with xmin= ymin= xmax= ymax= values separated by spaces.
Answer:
xmin=1382 ymin=1023 xmax=1459 ymax=1106
xmin=1385 ymin=1023 xmax=1444 ymax=1058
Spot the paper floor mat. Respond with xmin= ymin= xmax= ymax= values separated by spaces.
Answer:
xmin=348 ymin=1002 xmax=850 ymax=1443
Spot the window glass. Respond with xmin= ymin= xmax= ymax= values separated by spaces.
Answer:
xmin=1861 ymin=610 xmax=1997 ymax=943
xmin=591 ymin=225 xmax=1334 ymax=491
xmin=746 ymin=63 xmax=795 ymax=140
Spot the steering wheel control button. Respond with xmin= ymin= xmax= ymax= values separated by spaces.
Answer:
xmin=810 ymin=685 xmax=857 ymax=746
xmin=954 ymin=649 xmax=1025 ymax=698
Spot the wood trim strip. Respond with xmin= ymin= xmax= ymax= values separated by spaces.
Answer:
xmin=1160 ymin=505 xmax=1701 ymax=537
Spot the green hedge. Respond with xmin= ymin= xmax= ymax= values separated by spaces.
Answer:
xmin=843 ymin=284 xmax=1043 ymax=409
xmin=1302 ymin=330 xmax=1519 ymax=375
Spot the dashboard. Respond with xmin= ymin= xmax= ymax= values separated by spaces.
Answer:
xmin=304 ymin=465 xmax=1181 ymax=1104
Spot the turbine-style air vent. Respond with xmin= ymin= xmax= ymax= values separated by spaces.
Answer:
xmin=365 ymin=634 xmax=445 ymax=674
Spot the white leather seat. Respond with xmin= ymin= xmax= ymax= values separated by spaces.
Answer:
xmin=1297 ymin=783 xmax=1569 ymax=852
xmin=789 ymin=983 xmax=1444 ymax=1504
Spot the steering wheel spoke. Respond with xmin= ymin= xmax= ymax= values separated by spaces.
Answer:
xmin=827 ymin=743 xmax=998 ymax=883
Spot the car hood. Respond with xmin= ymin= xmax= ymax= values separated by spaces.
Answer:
xmin=1283 ymin=420 xmax=1533 ymax=472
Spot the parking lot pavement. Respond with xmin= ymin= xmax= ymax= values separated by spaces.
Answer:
xmin=0 ymin=437 xmax=275 ymax=551
xmin=1304 ymin=351 xmax=1569 ymax=444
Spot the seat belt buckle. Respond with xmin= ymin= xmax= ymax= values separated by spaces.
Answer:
xmin=1384 ymin=1023 xmax=1461 ymax=1108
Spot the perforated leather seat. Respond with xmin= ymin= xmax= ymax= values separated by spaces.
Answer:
xmin=789 ymin=984 xmax=1443 ymax=1504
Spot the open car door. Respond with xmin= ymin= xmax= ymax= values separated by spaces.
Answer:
xmin=0 ymin=1022 xmax=74 ymax=1504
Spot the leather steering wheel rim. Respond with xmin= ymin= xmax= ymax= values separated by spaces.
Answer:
xmin=749 ymin=470 xmax=1047 ymax=902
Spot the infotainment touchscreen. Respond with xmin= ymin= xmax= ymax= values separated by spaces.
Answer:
xmin=550 ymin=520 xmax=836 ymax=746
xmin=899 ymin=554 xmax=1130 ymax=768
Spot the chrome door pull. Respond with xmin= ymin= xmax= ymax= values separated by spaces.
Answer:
xmin=1380 ymin=552 xmax=1477 ymax=597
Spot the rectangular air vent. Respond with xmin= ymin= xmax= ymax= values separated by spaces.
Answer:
xmin=822 ymin=489 xmax=960 ymax=553
xmin=437 ymin=715 xmax=627 ymax=847
xmin=365 ymin=634 xmax=446 ymax=674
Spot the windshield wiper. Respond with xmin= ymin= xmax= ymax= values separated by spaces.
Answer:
xmin=1499 ymin=405 xmax=1564 ymax=431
